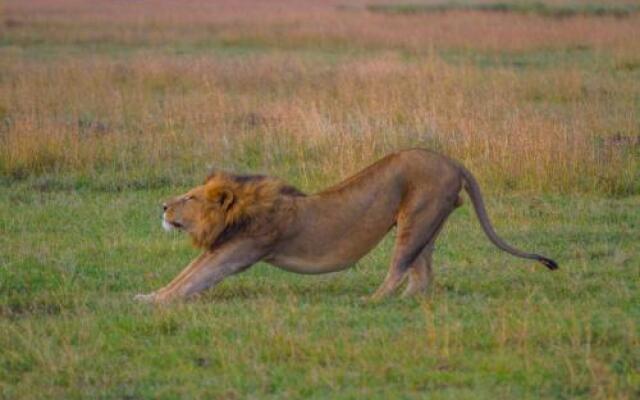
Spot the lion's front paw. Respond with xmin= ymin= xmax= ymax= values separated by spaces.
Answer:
xmin=133 ymin=292 xmax=157 ymax=303
xmin=360 ymin=294 xmax=381 ymax=304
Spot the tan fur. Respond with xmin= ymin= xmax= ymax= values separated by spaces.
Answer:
xmin=136 ymin=149 xmax=557 ymax=304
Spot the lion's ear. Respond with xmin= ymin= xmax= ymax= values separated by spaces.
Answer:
xmin=218 ymin=188 xmax=235 ymax=211
xmin=205 ymin=185 xmax=235 ymax=211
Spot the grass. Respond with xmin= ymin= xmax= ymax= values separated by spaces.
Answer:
xmin=1 ymin=183 xmax=638 ymax=398
xmin=1 ymin=52 xmax=638 ymax=195
xmin=2 ymin=1 xmax=640 ymax=195
xmin=1 ymin=0 xmax=639 ymax=398
xmin=368 ymin=1 xmax=640 ymax=19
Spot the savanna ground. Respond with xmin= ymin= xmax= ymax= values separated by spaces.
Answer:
xmin=0 ymin=0 xmax=639 ymax=398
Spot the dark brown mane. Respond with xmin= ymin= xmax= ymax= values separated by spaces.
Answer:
xmin=205 ymin=170 xmax=305 ymax=198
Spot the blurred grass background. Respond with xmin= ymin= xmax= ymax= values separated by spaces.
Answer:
xmin=1 ymin=0 xmax=639 ymax=194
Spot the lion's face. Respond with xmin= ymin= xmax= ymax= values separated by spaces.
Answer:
xmin=162 ymin=182 xmax=235 ymax=247
xmin=162 ymin=186 xmax=208 ymax=232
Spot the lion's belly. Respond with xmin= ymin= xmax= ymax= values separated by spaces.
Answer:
xmin=266 ymin=204 xmax=398 ymax=274
xmin=265 ymin=255 xmax=354 ymax=274
xmin=265 ymin=232 xmax=385 ymax=274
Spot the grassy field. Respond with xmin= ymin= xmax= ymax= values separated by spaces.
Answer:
xmin=1 ymin=184 xmax=638 ymax=398
xmin=1 ymin=0 xmax=639 ymax=398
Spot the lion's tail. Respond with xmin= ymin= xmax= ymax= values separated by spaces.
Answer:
xmin=458 ymin=164 xmax=558 ymax=270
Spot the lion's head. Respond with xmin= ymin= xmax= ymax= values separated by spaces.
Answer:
xmin=162 ymin=172 xmax=304 ymax=249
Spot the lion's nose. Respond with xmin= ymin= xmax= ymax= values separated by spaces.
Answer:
xmin=162 ymin=203 xmax=168 ymax=212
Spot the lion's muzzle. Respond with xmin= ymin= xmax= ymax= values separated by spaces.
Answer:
xmin=162 ymin=217 xmax=173 ymax=232
xmin=162 ymin=213 xmax=184 ymax=232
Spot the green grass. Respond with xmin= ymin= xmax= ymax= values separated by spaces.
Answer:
xmin=1 ymin=181 xmax=638 ymax=398
xmin=368 ymin=1 xmax=640 ymax=18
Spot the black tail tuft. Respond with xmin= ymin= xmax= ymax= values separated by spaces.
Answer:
xmin=538 ymin=257 xmax=559 ymax=270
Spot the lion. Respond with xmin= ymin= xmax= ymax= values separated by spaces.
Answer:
xmin=134 ymin=149 xmax=557 ymax=304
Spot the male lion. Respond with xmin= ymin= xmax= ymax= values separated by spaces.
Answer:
xmin=135 ymin=149 xmax=557 ymax=304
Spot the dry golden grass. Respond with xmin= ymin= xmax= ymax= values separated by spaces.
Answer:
xmin=1 ymin=0 xmax=639 ymax=194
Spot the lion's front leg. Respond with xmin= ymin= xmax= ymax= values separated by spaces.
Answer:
xmin=135 ymin=251 xmax=210 ymax=303
xmin=134 ymin=241 xmax=264 ymax=304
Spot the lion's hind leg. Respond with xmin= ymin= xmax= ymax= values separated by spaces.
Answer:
xmin=401 ymin=245 xmax=434 ymax=298
xmin=400 ymin=198 xmax=460 ymax=299
xmin=368 ymin=212 xmax=439 ymax=301
xmin=369 ymin=189 xmax=459 ymax=302
xmin=368 ymin=264 xmax=409 ymax=302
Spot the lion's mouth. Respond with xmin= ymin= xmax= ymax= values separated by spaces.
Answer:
xmin=162 ymin=217 xmax=184 ymax=232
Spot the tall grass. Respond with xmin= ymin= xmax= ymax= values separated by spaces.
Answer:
xmin=1 ymin=0 xmax=639 ymax=194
